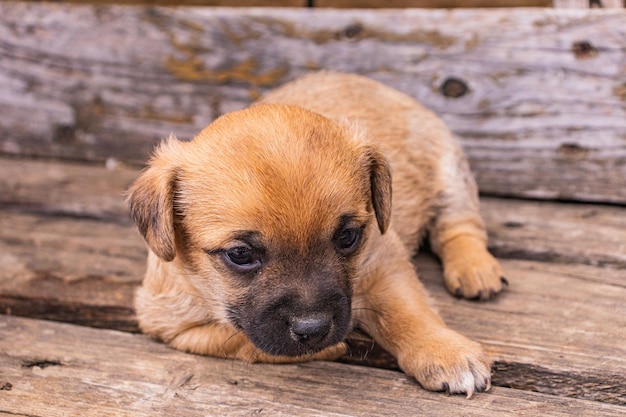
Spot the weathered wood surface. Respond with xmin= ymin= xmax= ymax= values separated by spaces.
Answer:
xmin=2 ymin=156 xmax=625 ymax=269
xmin=1 ymin=156 xmax=625 ymax=407
xmin=1 ymin=3 xmax=625 ymax=203
xmin=2 ymin=316 xmax=624 ymax=417
xmin=6 ymin=0 xmax=560 ymax=6
xmin=318 ymin=0 xmax=553 ymax=7
xmin=554 ymin=0 xmax=624 ymax=7
xmin=15 ymin=0 xmax=625 ymax=8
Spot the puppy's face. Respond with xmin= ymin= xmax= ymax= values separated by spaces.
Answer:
xmin=128 ymin=105 xmax=391 ymax=357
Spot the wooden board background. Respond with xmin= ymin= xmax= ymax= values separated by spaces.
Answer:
xmin=9 ymin=0 xmax=624 ymax=8
xmin=0 ymin=3 xmax=625 ymax=203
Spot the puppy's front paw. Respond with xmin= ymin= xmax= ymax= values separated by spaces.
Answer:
xmin=398 ymin=329 xmax=492 ymax=398
xmin=442 ymin=238 xmax=506 ymax=300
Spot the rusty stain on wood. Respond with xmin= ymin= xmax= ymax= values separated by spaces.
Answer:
xmin=165 ymin=56 xmax=290 ymax=85
xmin=147 ymin=12 xmax=290 ymax=86
xmin=251 ymin=15 xmax=457 ymax=47
xmin=142 ymin=104 xmax=195 ymax=124
xmin=614 ymin=84 xmax=626 ymax=100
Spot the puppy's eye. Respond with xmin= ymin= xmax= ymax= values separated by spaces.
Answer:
xmin=336 ymin=228 xmax=362 ymax=255
xmin=223 ymin=246 xmax=262 ymax=273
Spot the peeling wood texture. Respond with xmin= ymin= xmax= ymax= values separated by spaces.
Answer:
xmin=1 ymin=156 xmax=626 ymax=412
xmin=0 ymin=3 xmax=625 ymax=203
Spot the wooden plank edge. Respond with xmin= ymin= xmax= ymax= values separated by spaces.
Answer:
xmin=0 ymin=294 xmax=137 ymax=333
xmin=2 ymin=300 xmax=625 ymax=405
xmin=2 ymin=315 xmax=626 ymax=416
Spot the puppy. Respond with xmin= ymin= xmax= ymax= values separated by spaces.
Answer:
xmin=127 ymin=72 xmax=505 ymax=397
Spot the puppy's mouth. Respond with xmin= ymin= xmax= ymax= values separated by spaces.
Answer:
xmin=229 ymin=295 xmax=352 ymax=357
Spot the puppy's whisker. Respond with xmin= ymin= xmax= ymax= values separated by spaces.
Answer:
xmin=351 ymin=306 xmax=377 ymax=314
xmin=342 ymin=341 xmax=354 ymax=359
xmin=350 ymin=319 xmax=374 ymax=337
xmin=219 ymin=331 xmax=239 ymax=356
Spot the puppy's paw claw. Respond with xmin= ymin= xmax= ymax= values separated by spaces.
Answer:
xmin=399 ymin=329 xmax=492 ymax=398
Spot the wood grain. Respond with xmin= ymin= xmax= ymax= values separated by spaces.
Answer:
xmin=9 ymin=0 xmax=603 ymax=7
xmin=316 ymin=0 xmax=552 ymax=7
xmin=0 ymin=3 xmax=624 ymax=203
xmin=2 ymin=315 xmax=626 ymax=417
xmin=0 ymin=158 xmax=136 ymax=222
xmin=0 ymin=210 xmax=143 ymax=332
xmin=2 ymin=157 xmax=624 ymax=269
xmin=481 ymin=197 xmax=626 ymax=269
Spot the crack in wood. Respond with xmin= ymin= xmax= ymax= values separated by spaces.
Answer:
xmin=0 ymin=296 xmax=138 ymax=333
xmin=493 ymin=361 xmax=626 ymax=406
xmin=21 ymin=359 xmax=62 ymax=369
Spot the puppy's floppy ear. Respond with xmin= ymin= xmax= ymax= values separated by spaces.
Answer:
xmin=365 ymin=146 xmax=392 ymax=234
xmin=126 ymin=136 xmax=184 ymax=262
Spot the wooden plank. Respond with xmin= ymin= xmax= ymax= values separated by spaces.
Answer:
xmin=48 ymin=0 xmax=309 ymax=5
xmin=0 ymin=157 xmax=137 ymax=221
xmin=481 ymin=196 xmax=626 ymax=269
xmin=5 ymin=0 xmax=588 ymax=7
xmin=0 ymin=210 xmax=143 ymax=332
xmin=2 ymin=156 xmax=625 ymax=270
xmin=2 ymin=315 xmax=625 ymax=417
xmin=316 ymin=0 xmax=552 ymax=7
xmin=11 ymin=0 xmax=623 ymax=8
xmin=554 ymin=0 xmax=624 ymax=7
xmin=1 ymin=3 xmax=625 ymax=203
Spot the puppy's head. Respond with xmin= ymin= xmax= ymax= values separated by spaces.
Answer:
xmin=127 ymin=104 xmax=391 ymax=357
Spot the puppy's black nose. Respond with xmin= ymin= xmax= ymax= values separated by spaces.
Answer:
xmin=290 ymin=314 xmax=332 ymax=345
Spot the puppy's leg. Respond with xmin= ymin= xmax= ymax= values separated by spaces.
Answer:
xmin=429 ymin=152 xmax=505 ymax=300
xmin=168 ymin=323 xmax=347 ymax=364
xmin=356 ymin=233 xmax=491 ymax=396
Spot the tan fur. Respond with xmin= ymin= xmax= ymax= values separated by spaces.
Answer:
xmin=127 ymin=72 xmax=505 ymax=397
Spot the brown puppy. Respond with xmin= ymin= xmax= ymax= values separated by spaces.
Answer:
xmin=127 ymin=72 xmax=505 ymax=397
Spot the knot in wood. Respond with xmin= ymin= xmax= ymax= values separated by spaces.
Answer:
xmin=572 ymin=41 xmax=598 ymax=59
xmin=558 ymin=142 xmax=590 ymax=159
xmin=440 ymin=77 xmax=469 ymax=98
xmin=340 ymin=23 xmax=363 ymax=40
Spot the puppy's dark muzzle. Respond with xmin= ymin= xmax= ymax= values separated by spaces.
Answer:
xmin=289 ymin=313 xmax=333 ymax=346
xmin=235 ymin=285 xmax=352 ymax=357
